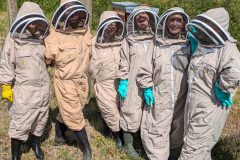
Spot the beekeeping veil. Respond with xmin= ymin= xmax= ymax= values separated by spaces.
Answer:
xmin=186 ymin=7 xmax=235 ymax=46
xmin=96 ymin=11 xmax=124 ymax=44
xmin=126 ymin=6 xmax=159 ymax=37
xmin=156 ymin=7 xmax=190 ymax=40
xmin=51 ymin=0 xmax=89 ymax=33
xmin=10 ymin=2 xmax=49 ymax=41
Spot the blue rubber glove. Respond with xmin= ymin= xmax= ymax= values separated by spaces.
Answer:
xmin=187 ymin=29 xmax=198 ymax=55
xmin=118 ymin=79 xmax=128 ymax=100
xmin=214 ymin=83 xmax=233 ymax=108
xmin=143 ymin=87 xmax=155 ymax=107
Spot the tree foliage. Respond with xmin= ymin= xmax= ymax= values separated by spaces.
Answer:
xmin=14 ymin=0 xmax=240 ymax=47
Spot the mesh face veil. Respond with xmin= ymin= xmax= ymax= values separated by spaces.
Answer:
xmin=10 ymin=14 xmax=49 ymax=40
xmin=96 ymin=16 xmax=124 ymax=44
xmin=156 ymin=9 xmax=190 ymax=39
xmin=186 ymin=14 xmax=232 ymax=46
xmin=126 ymin=8 xmax=159 ymax=37
xmin=51 ymin=0 xmax=89 ymax=32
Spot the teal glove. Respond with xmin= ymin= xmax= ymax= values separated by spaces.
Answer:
xmin=214 ymin=83 xmax=233 ymax=108
xmin=118 ymin=79 xmax=128 ymax=100
xmin=143 ymin=87 xmax=154 ymax=107
xmin=187 ymin=29 xmax=198 ymax=55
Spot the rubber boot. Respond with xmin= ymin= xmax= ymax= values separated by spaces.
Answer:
xmin=54 ymin=120 xmax=67 ymax=145
xmin=123 ymin=132 xmax=140 ymax=158
xmin=11 ymin=138 xmax=22 ymax=160
xmin=74 ymin=127 xmax=92 ymax=160
xmin=112 ymin=131 xmax=123 ymax=149
xmin=31 ymin=135 xmax=44 ymax=160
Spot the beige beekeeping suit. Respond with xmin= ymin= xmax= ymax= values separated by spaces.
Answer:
xmin=179 ymin=8 xmax=240 ymax=160
xmin=89 ymin=11 xmax=124 ymax=132
xmin=137 ymin=38 xmax=190 ymax=160
xmin=0 ymin=2 xmax=50 ymax=141
xmin=44 ymin=0 xmax=92 ymax=131
xmin=117 ymin=7 xmax=159 ymax=133
xmin=136 ymin=8 xmax=190 ymax=160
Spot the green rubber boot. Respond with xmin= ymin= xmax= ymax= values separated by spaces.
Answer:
xmin=123 ymin=132 xmax=140 ymax=158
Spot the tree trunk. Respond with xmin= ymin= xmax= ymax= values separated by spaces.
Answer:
xmin=7 ymin=0 xmax=18 ymax=27
xmin=82 ymin=0 xmax=92 ymax=28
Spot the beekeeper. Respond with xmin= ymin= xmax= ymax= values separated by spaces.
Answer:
xmin=44 ymin=0 xmax=92 ymax=159
xmin=179 ymin=8 xmax=240 ymax=160
xmin=136 ymin=7 xmax=190 ymax=160
xmin=0 ymin=2 xmax=50 ymax=160
xmin=117 ymin=6 xmax=159 ymax=158
xmin=89 ymin=11 xmax=124 ymax=149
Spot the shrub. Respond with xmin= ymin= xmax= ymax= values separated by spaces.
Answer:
xmin=6 ymin=0 xmax=240 ymax=48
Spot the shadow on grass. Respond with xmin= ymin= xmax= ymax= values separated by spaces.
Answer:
xmin=212 ymin=135 xmax=240 ymax=160
xmin=83 ymin=97 xmax=147 ymax=159
xmin=83 ymin=97 xmax=109 ymax=136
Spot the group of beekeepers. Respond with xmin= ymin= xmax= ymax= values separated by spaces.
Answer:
xmin=0 ymin=0 xmax=240 ymax=160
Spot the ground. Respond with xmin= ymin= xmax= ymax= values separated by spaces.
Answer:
xmin=0 ymin=10 xmax=240 ymax=160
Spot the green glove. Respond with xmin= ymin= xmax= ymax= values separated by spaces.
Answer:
xmin=143 ymin=87 xmax=154 ymax=107
xmin=214 ymin=83 xmax=232 ymax=108
xmin=118 ymin=79 xmax=128 ymax=100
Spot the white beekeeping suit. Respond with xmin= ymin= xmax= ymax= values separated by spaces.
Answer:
xmin=179 ymin=8 xmax=240 ymax=160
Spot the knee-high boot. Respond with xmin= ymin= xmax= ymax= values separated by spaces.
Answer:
xmin=11 ymin=138 xmax=22 ymax=160
xmin=55 ymin=120 xmax=67 ymax=145
xmin=74 ymin=127 xmax=92 ymax=160
xmin=31 ymin=135 xmax=44 ymax=160
xmin=123 ymin=131 xmax=140 ymax=158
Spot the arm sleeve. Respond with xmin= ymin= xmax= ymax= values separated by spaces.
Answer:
xmin=117 ymin=39 xmax=130 ymax=80
xmin=0 ymin=34 xmax=15 ymax=84
xmin=136 ymin=42 xmax=154 ymax=88
xmin=44 ymin=28 xmax=58 ymax=65
xmin=218 ymin=42 xmax=240 ymax=95
xmin=82 ymin=26 xmax=92 ymax=76
xmin=88 ymin=37 xmax=101 ymax=80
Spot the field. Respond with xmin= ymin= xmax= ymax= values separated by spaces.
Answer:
xmin=1 ymin=1 xmax=240 ymax=159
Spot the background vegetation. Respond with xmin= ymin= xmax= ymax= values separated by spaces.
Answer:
xmin=13 ymin=0 xmax=240 ymax=48
xmin=0 ymin=0 xmax=240 ymax=160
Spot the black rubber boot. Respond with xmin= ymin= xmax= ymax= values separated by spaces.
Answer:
xmin=54 ymin=120 xmax=67 ymax=145
xmin=31 ymin=135 xmax=44 ymax=160
xmin=74 ymin=127 xmax=92 ymax=160
xmin=11 ymin=138 xmax=22 ymax=160
xmin=112 ymin=131 xmax=123 ymax=149
xmin=123 ymin=132 xmax=140 ymax=158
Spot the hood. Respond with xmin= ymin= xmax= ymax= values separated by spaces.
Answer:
xmin=95 ymin=11 xmax=124 ymax=45
xmin=126 ymin=6 xmax=159 ymax=39
xmin=203 ymin=7 xmax=229 ymax=32
xmin=51 ymin=0 xmax=89 ymax=33
xmin=156 ymin=7 xmax=190 ymax=40
xmin=10 ymin=2 xmax=49 ymax=41
xmin=186 ymin=7 xmax=235 ymax=46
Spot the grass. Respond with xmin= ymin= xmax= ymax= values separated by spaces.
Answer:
xmin=0 ymin=94 xmax=140 ymax=160
xmin=0 ymin=9 xmax=240 ymax=160
xmin=0 ymin=11 xmax=139 ymax=160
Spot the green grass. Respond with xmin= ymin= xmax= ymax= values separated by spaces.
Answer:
xmin=1 ymin=3 xmax=240 ymax=159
